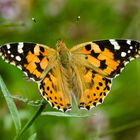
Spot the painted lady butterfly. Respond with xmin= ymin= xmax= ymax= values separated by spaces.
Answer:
xmin=0 ymin=39 xmax=140 ymax=112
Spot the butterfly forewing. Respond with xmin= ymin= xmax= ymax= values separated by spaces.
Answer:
xmin=93 ymin=40 xmax=140 ymax=77
xmin=71 ymin=40 xmax=140 ymax=78
xmin=0 ymin=42 xmax=56 ymax=81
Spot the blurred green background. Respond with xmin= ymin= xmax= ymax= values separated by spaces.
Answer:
xmin=0 ymin=0 xmax=140 ymax=140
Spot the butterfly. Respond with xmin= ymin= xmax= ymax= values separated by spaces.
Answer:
xmin=0 ymin=39 xmax=140 ymax=112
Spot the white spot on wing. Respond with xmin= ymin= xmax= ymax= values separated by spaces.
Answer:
xmin=10 ymin=62 xmax=16 ymax=65
xmin=11 ymin=54 xmax=14 ymax=58
xmin=130 ymin=46 xmax=133 ymax=49
xmin=17 ymin=65 xmax=22 ymax=70
xmin=127 ymin=40 xmax=131 ymax=45
xmin=120 ymin=67 xmax=124 ymax=72
xmin=24 ymin=72 xmax=28 ymax=76
xmin=130 ymin=57 xmax=134 ymax=61
xmin=79 ymin=107 xmax=87 ymax=110
xmin=6 ymin=44 xmax=11 ymax=49
xmin=109 ymin=39 xmax=120 ymax=50
xmin=121 ymin=52 xmax=126 ymax=57
xmin=135 ymin=54 xmax=139 ymax=58
xmin=7 ymin=50 xmax=10 ymax=54
xmin=124 ymin=61 xmax=129 ymax=66
xmin=128 ymin=50 xmax=131 ymax=53
xmin=18 ymin=43 xmax=24 ymax=53
xmin=15 ymin=56 xmax=21 ymax=61
xmin=2 ymin=56 xmax=5 ymax=59
xmin=5 ymin=59 xmax=9 ymax=63
xmin=114 ymin=73 xmax=119 ymax=78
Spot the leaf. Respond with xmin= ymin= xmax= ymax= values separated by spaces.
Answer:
xmin=0 ymin=75 xmax=21 ymax=133
xmin=41 ymin=111 xmax=91 ymax=117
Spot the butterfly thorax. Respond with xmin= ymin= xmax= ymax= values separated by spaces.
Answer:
xmin=56 ymin=40 xmax=74 ymax=101
xmin=56 ymin=40 xmax=71 ymax=68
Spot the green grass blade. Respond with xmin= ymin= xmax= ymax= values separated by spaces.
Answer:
xmin=14 ymin=102 xmax=46 ymax=140
xmin=28 ymin=133 xmax=37 ymax=140
xmin=41 ymin=111 xmax=90 ymax=117
xmin=0 ymin=75 xmax=21 ymax=133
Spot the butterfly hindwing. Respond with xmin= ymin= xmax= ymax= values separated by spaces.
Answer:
xmin=0 ymin=42 xmax=55 ymax=81
xmin=71 ymin=63 xmax=112 ymax=110
xmin=79 ymin=68 xmax=112 ymax=109
xmin=38 ymin=65 xmax=72 ymax=112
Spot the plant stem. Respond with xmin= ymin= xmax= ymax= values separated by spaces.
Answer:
xmin=14 ymin=102 xmax=46 ymax=140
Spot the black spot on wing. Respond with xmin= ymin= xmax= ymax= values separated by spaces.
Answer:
xmin=85 ymin=44 xmax=91 ymax=51
xmin=93 ymin=40 xmax=115 ymax=52
xmin=99 ymin=82 xmax=103 ymax=86
xmin=40 ymin=47 xmax=45 ymax=52
xmin=99 ymin=60 xmax=107 ymax=70
xmin=9 ymin=43 xmax=18 ymax=52
xmin=114 ymin=50 xmax=122 ymax=61
xmin=99 ymin=98 xmax=102 ymax=103
xmin=35 ymin=62 xmax=44 ymax=73
xmin=90 ymin=50 xmax=100 ymax=58
xmin=23 ymin=43 xmax=36 ymax=55
xmin=38 ymin=53 xmax=44 ymax=61
xmin=0 ymin=45 xmax=8 ymax=55
xmin=93 ymin=102 xmax=96 ymax=106
xmin=86 ymin=105 xmax=90 ymax=110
